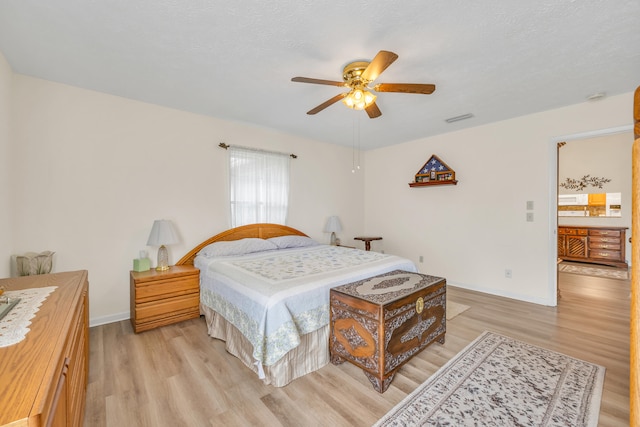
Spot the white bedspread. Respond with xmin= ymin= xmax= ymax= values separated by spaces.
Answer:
xmin=195 ymin=245 xmax=417 ymax=367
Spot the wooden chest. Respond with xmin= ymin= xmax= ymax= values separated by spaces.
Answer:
xmin=330 ymin=270 xmax=446 ymax=393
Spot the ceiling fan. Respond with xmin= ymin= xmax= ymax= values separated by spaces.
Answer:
xmin=291 ymin=50 xmax=435 ymax=119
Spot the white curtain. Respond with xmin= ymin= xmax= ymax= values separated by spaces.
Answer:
xmin=229 ymin=146 xmax=290 ymax=227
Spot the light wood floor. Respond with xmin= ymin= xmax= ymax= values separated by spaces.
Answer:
xmin=84 ymin=271 xmax=630 ymax=426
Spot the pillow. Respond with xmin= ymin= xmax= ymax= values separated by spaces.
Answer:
xmin=268 ymin=235 xmax=319 ymax=249
xmin=197 ymin=238 xmax=277 ymax=258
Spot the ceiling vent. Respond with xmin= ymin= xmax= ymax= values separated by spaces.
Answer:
xmin=445 ymin=113 xmax=474 ymax=123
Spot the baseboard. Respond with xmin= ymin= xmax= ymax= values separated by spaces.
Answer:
xmin=449 ymin=281 xmax=555 ymax=306
xmin=90 ymin=311 xmax=130 ymax=328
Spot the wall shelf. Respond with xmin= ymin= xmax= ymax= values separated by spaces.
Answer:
xmin=409 ymin=180 xmax=457 ymax=188
xmin=409 ymin=154 xmax=458 ymax=187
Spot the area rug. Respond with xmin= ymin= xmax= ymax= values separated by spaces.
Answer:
xmin=446 ymin=300 xmax=470 ymax=320
xmin=373 ymin=331 xmax=605 ymax=427
xmin=558 ymin=262 xmax=629 ymax=280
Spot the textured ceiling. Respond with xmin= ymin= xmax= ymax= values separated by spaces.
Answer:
xmin=0 ymin=1 xmax=638 ymax=150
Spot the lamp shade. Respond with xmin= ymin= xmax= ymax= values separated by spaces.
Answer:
xmin=324 ymin=216 xmax=342 ymax=233
xmin=146 ymin=220 xmax=179 ymax=246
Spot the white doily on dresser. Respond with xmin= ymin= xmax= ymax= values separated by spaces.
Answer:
xmin=0 ymin=286 xmax=57 ymax=348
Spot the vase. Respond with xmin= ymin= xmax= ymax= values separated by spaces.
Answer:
xmin=16 ymin=251 xmax=55 ymax=276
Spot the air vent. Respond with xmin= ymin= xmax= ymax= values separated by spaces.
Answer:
xmin=445 ymin=113 xmax=474 ymax=123
xmin=586 ymin=92 xmax=606 ymax=101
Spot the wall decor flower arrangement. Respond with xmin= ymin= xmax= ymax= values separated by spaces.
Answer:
xmin=559 ymin=175 xmax=611 ymax=192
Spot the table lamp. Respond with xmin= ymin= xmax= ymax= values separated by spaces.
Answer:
xmin=147 ymin=219 xmax=179 ymax=271
xmin=324 ymin=216 xmax=342 ymax=245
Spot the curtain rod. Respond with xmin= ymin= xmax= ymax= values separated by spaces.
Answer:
xmin=218 ymin=142 xmax=297 ymax=159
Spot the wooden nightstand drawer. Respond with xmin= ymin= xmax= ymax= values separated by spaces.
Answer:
xmin=136 ymin=275 xmax=199 ymax=303
xmin=136 ymin=293 xmax=200 ymax=323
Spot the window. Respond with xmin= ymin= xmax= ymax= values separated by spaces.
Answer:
xmin=229 ymin=146 xmax=290 ymax=227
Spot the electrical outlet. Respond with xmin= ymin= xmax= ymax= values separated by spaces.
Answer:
xmin=505 ymin=269 xmax=512 ymax=278
xmin=419 ymin=255 xmax=424 ymax=263
xmin=526 ymin=212 xmax=534 ymax=222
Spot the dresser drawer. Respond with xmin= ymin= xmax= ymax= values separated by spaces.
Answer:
xmin=589 ymin=236 xmax=621 ymax=245
xmin=559 ymin=227 xmax=588 ymax=236
xmin=558 ymin=227 xmax=575 ymax=235
xmin=136 ymin=275 xmax=199 ymax=303
xmin=589 ymin=229 xmax=621 ymax=238
xmin=589 ymin=239 xmax=621 ymax=250
xmin=588 ymin=249 xmax=622 ymax=261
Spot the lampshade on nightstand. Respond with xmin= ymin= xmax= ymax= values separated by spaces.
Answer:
xmin=324 ymin=216 xmax=342 ymax=246
xmin=146 ymin=219 xmax=179 ymax=271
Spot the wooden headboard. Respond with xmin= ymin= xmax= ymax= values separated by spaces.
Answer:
xmin=175 ymin=223 xmax=308 ymax=266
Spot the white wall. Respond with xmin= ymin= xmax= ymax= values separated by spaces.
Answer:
xmin=9 ymin=74 xmax=365 ymax=325
xmin=363 ymin=92 xmax=633 ymax=305
xmin=3 ymin=54 xmax=634 ymax=319
xmin=0 ymin=53 xmax=12 ymax=278
xmin=558 ymin=132 xmax=633 ymax=260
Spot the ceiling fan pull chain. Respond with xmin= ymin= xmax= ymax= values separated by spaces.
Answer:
xmin=352 ymin=115 xmax=356 ymax=173
xmin=357 ymin=115 xmax=361 ymax=170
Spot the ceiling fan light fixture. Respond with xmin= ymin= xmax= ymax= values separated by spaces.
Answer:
xmin=292 ymin=51 xmax=434 ymax=118
xmin=342 ymin=89 xmax=376 ymax=110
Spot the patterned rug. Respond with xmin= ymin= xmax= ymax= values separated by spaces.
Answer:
xmin=373 ymin=331 xmax=605 ymax=427
xmin=558 ymin=262 xmax=629 ymax=280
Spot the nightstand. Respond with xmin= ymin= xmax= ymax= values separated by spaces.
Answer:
xmin=130 ymin=265 xmax=200 ymax=333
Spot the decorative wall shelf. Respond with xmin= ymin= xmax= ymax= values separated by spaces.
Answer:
xmin=409 ymin=154 xmax=458 ymax=187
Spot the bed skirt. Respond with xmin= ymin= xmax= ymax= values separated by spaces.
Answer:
xmin=200 ymin=304 xmax=330 ymax=387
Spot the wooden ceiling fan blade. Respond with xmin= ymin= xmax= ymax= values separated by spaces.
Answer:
xmin=373 ymin=83 xmax=436 ymax=94
xmin=307 ymin=93 xmax=347 ymax=115
xmin=365 ymin=102 xmax=382 ymax=119
xmin=292 ymin=77 xmax=345 ymax=87
xmin=361 ymin=50 xmax=398 ymax=82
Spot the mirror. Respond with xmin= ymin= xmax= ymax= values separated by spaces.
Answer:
xmin=558 ymin=192 xmax=621 ymax=217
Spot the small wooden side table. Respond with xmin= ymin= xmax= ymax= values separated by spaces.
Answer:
xmin=130 ymin=265 xmax=200 ymax=333
xmin=354 ymin=236 xmax=382 ymax=251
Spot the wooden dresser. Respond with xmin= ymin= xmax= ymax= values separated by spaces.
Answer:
xmin=558 ymin=225 xmax=628 ymax=268
xmin=0 ymin=270 xmax=89 ymax=427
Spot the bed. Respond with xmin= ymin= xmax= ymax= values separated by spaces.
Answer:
xmin=176 ymin=223 xmax=417 ymax=387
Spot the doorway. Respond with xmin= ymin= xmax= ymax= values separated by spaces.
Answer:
xmin=551 ymin=125 xmax=634 ymax=301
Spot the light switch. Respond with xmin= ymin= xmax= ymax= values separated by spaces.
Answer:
xmin=526 ymin=201 xmax=534 ymax=210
